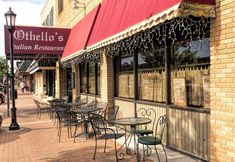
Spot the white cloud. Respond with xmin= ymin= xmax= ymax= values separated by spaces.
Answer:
xmin=0 ymin=0 xmax=46 ymax=57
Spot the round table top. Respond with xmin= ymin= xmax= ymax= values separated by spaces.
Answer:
xmin=111 ymin=117 xmax=151 ymax=126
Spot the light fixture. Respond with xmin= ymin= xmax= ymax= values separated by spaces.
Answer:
xmin=72 ymin=0 xmax=85 ymax=9
xmin=5 ymin=7 xmax=20 ymax=131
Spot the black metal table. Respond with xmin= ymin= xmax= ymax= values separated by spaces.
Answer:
xmin=65 ymin=102 xmax=87 ymax=110
xmin=72 ymin=107 xmax=103 ymax=138
xmin=110 ymin=117 xmax=151 ymax=159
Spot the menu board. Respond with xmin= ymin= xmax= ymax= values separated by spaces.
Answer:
xmin=173 ymin=78 xmax=187 ymax=106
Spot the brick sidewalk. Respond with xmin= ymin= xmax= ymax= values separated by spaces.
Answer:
xmin=0 ymin=92 xmax=196 ymax=162
xmin=0 ymin=93 xmax=140 ymax=162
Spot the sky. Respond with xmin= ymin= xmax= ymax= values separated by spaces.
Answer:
xmin=0 ymin=0 xmax=46 ymax=57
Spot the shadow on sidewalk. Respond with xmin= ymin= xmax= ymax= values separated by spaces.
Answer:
xmin=0 ymin=127 xmax=32 ymax=144
xmin=40 ymin=145 xmax=140 ymax=162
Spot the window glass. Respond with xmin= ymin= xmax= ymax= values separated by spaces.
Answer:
xmin=58 ymin=0 xmax=63 ymax=15
xmin=138 ymin=48 xmax=165 ymax=102
xmin=171 ymin=38 xmax=210 ymax=107
xmin=115 ymin=54 xmax=134 ymax=98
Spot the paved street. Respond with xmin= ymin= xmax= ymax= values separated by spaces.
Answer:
xmin=0 ymin=92 xmax=196 ymax=162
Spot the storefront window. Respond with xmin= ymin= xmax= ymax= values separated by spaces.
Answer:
xmin=171 ymin=37 xmax=210 ymax=108
xmin=115 ymin=54 xmax=134 ymax=98
xmin=138 ymin=48 xmax=165 ymax=102
xmin=80 ymin=63 xmax=100 ymax=95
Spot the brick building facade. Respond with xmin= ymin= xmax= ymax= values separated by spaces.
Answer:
xmin=40 ymin=0 xmax=235 ymax=161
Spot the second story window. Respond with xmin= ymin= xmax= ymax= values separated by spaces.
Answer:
xmin=58 ymin=0 xmax=63 ymax=15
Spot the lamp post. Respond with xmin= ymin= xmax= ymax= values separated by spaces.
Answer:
xmin=5 ymin=7 xmax=20 ymax=130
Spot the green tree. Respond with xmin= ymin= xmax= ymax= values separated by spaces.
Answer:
xmin=174 ymin=47 xmax=199 ymax=66
xmin=0 ymin=56 xmax=8 ymax=81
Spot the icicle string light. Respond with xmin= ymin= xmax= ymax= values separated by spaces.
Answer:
xmin=62 ymin=16 xmax=210 ymax=67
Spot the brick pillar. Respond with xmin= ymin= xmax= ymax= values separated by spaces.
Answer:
xmin=210 ymin=1 xmax=235 ymax=161
xmin=100 ymin=52 xmax=114 ymax=107
xmin=72 ymin=64 xmax=80 ymax=102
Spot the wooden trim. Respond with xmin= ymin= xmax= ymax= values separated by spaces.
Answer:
xmin=114 ymin=97 xmax=210 ymax=114
xmin=169 ymin=104 xmax=210 ymax=114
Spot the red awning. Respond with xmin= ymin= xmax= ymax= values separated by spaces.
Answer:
xmin=86 ymin=0 xmax=215 ymax=52
xmin=61 ymin=4 xmax=100 ymax=61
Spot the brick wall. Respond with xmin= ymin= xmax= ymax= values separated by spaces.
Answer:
xmin=55 ymin=0 xmax=101 ymax=27
xmin=210 ymin=0 xmax=235 ymax=161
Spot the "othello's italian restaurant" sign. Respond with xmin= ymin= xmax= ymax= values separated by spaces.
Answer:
xmin=5 ymin=25 xmax=71 ymax=56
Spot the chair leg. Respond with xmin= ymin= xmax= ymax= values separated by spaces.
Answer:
xmin=39 ymin=108 xmax=41 ymax=119
xmin=93 ymin=138 xmax=97 ymax=160
xmin=67 ymin=126 xmax=70 ymax=138
xmin=58 ymin=123 xmax=62 ymax=142
xmin=114 ymin=139 xmax=119 ymax=162
xmin=143 ymin=145 xmax=145 ymax=161
xmin=104 ymin=139 xmax=107 ymax=153
xmin=73 ymin=126 xmax=77 ymax=143
xmin=136 ymin=142 xmax=141 ymax=162
xmin=37 ymin=108 xmax=39 ymax=118
xmin=154 ymin=145 xmax=160 ymax=162
xmin=161 ymin=144 xmax=168 ymax=162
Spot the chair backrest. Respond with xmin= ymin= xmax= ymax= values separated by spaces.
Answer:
xmin=104 ymin=105 xmax=119 ymax=121
xmin=33 ymin=99 xmax=40 ymax=108
xmin=55 ymin=109 xmax=72 ymax=123
xmin=96 ymin=102 xmax=108 ymax=115
xmin=89 ymin=113 xmax=108 ymax=135
xmin=74 ymin=96 xmax=80 ymax=103
xmin=137 ymin=108 xmax=156 ymax=131
xmin=154 ymin=115 xmax=167 ymax=140
xmin=61 ymin=96 xmax=69 ymax=103
xmin=86 ymin=100 xmax=97 ymax=108
xmin=54 ymin=103 xmax=70 ymax=111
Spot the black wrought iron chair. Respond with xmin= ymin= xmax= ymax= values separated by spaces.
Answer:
xmin=137 ymin=114 xmax=167 ymax=162
xmin=48 ymin=99 xmax=64 ymax=119
xmin=89 ymin=113 xmax=125 ymax=162
xmin=55 ymin=108 xmax=83 ymax=142
xmin=135 ymin=108 xmax=157 ymax=136
xmin=104 ymin=105 xmax=119 ymax=122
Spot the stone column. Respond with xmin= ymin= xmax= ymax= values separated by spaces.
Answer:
xmin=100 ymin=52 xmax=114 ymax=107
xmin=72 ymin=64 xmax=80 ymax=102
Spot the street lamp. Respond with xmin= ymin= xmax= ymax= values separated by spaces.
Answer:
xmin=5 ymin=7 xmax=20 ymax=130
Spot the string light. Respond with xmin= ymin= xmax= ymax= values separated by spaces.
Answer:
xmin=61 ymin=16 xmax=210 ymax=67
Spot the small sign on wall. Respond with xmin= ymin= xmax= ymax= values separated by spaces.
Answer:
xmin=173 ymin=78 xmax=187 ymax=106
